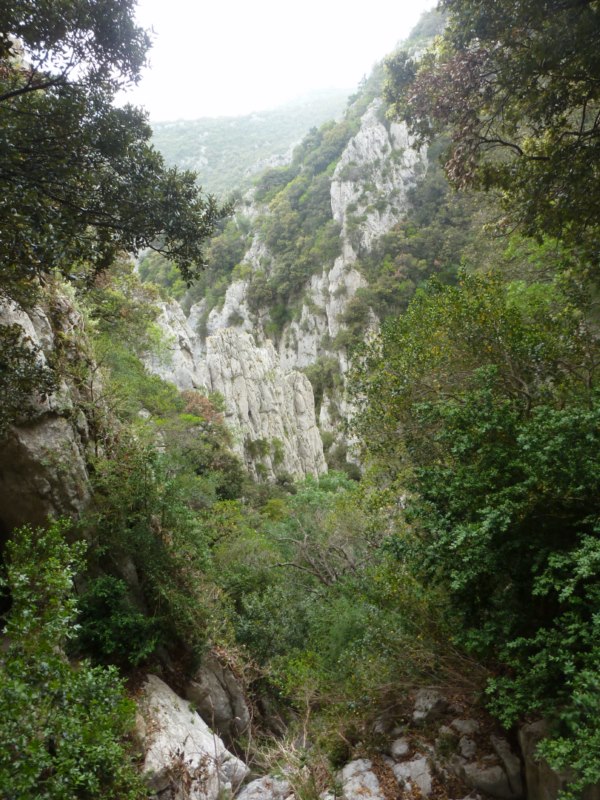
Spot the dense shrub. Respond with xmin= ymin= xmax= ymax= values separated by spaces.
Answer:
xmin=0 ymin=521 xmax=143 ymax=799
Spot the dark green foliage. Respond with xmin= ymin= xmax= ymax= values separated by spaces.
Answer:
xmin=0 ymin=521 xmax=143 ymax=799
xmin=0 ymin=0 xmax=228 ymax=294
xmin=352 ymin=273 xmax=600 ymax=792
xmin=256 ymin=170 xmax=342 ymax=312
xmin=175 ymin=216 xmax=252 ymax=317
xmin=88 ymin=437 xmax=222 ymax=658
xmin=76 ymin=575 xmax=161 ymax=667
xmin=385 ymin=0 xmax=600 ymax=267
xmin=302 ymin=357 xmax=343 ymax=418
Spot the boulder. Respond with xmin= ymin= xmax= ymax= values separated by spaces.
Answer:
xmin=462 ymin=762 xmax=516 ymax=799
xmin=451 ymin=719 xmax=480 ymax=737
xmin=340 ymin=759 xmax=385 ymax=800
xmin=491 ymin=736 xmax=523 ymax=798
xmin=185 ymin=652 xmax=251 ymax=741
xmin=519 ymin=721 xmax=600 ymax=800
xmin=236 ymin=776 xmax=292 ymax=800
xmin=389 ymin=737 xmax=410 ymax=760
xmin=392 ymin=755 xmax=434 ymax=797
xmin=137 ymin=674 xmax=249 ymax=799
xmin=413 ymin=688 xmax=449 ymax=725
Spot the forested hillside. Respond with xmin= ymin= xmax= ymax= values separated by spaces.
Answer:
xmin=0 ymin=3 xmax=599 ymax=800
xmin=151 ymin=89 xmax=350 ymax=196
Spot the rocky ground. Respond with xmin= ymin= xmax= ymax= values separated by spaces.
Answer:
xmin=134 ymin=664 xmax=574 ymax=800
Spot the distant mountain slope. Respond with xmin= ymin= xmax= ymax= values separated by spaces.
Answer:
xmin=151 ymin=89 xmax=351 ymax=197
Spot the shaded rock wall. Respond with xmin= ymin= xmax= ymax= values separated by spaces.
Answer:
xmin=0 ymin=296 xmax=90 ymax=533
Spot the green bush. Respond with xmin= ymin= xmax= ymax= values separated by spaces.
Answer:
xmin=352 ymin=273 xmax=600 ymax=791
xmin=0 ymin=521 xmax=144 ymax=799
xmin=77 ymin=575 xmax=161 ymax=667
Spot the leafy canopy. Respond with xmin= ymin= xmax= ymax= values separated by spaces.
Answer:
xmin=351 ymin=273 xmax=600 ymax=793
xmin=385 ymin=0 xmax=600 ymax=261
xmin=0 ymin=520 xmax=143 ymax=799
xmin=0 ymin=1 xmax=228 ymax=296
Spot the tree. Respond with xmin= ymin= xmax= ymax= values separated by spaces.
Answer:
xmin=0 ymin=1 xmax=228 ymax=297
xmin=350 ymin=273 xmax=600 ymax=794
xmin=385 ymin=1 xmax=600 ymax=262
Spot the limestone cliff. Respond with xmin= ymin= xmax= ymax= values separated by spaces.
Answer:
xmin=157 ymin=95 xmax=427 ymax=464
xmin=147 ymin=302 xmax=326 ymax=480
xmin=0 ymin=294 xmax=91 ymax=533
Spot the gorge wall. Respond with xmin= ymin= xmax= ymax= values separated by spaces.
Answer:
xmin=148 ymin=95 xmax=427 ymax=476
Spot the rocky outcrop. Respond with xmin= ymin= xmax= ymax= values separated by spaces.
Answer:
xmin=146 ymin=95 xmax=428 ymax=475
xmin=136 ymin=674 xmax=249 ymax=800
xmin=340 ymin=759 xmax=385 ymax=800
xmin=236 ymin=776 xmax=292 ymax=800
xmin=145 ymin=301 xmax=206 ymax=391
xmin=205 ymin=330 xmax=326 ymax=480
xmin=0 ymin=296 xmax=90 ymax=533
xmin=147 ymin=311 xmax=326 ymax=481
xmin=185 ymin=652 xmax=251 ymax=743
xmin=331 ymin=99 xmax=426 ymax=255
xmin=519 ymin=721 xmax=600 ymax=800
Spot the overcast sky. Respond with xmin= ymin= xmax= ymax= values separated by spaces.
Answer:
xmin=120 ymin=0 xmax=437 ymax=121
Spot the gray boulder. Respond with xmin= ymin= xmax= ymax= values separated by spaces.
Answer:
xmin=392 ymin=755 xmax=434 ymax=797
xmin=185 ymin=652 xmax=251 ymax=741
xmin=236 ymin=776 xmax=292 ymax=800
xmin=413 ymin=688 xmax=449 ymax=725
xmin=340 ymin=759 xmax=385 ymax=800
xmin=137 ymin=674 xmax=249 ymax=800
xmin=519 ymin=721 xmax=600 ymax=800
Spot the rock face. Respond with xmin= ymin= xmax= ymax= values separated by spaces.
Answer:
xmin=137 ymin=674 xmax=249 ymax=800
xmin=205 ymin=329 xmax=326 ymax=480
xmin=0 ymin=296 xmax=90 ymax=533
xmin=330 ymin=100 xmax=425 ymax=255
xmin=185 ymin=652 xmax=251 ymax=743
xmin=148 ymin=309 xmax=326 ymax=481
xmin=519 ymin=721 xmax=600 ymax=800
xmin=147 ymin=96 xmax=428 ymax=473
xmin=146 ymin=301 xmax=206 ymax=391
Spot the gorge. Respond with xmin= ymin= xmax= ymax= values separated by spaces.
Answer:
xmin=1 ymin=4 xmax=599 ymax=800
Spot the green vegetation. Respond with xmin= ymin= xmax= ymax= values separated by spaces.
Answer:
xmin=385 ymin=0 xmax=600 ymax=267
xmin=151 ymin=89 xmax=351 ymax=197
xmin=1 ymin=4 xmax=599 ymax=797
xmin=0 ymin=521 xmax=144 ymax=799
xmin=0 ymin=0 xmax=227 ymax=297
xmin=351 ymin=272 xmax=600 ymax=794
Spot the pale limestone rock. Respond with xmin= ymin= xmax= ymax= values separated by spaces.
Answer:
xmin=0 ymin=297 xmax=90 ymax=530
xmin=206 ymin=280 xmax=253 ymax=337
xmin=413 ymin=688 xmax=449 ymax=724
xmin=145 ymin=300 xmax=206 ymax=391
xmin=137 ymin=674 xmax=248 ymax=800
xmin=340 ymin=759 xmax=385 ymax=800
xmin=392 ymin=755 xmax=434 ymax=797
xmin=236 ymin=776 xmax=292 ymax=800
xmin=390 ymin=737 xmax=411 ymax=759
xmin=147 ymin=308 xmax=326 ymax=480
xmin=205 ymin=329 xmax=326 ymax=480
xmin=331 ymin=99 xmax=427 ymax=255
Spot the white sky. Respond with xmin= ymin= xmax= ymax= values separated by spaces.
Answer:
xmin=120 ymin=0 xmax=437 ymax=121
